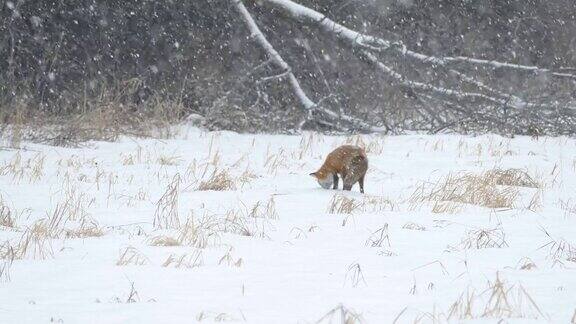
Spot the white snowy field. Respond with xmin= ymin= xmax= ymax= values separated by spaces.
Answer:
xmin=0 ymin=127 xmax=576 ymax=324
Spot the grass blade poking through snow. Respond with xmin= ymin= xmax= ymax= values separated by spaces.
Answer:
xmin=315 ymin=304 xmax=365 ymax=324
xmin=153 ymin=174 xmax=181 ymax=230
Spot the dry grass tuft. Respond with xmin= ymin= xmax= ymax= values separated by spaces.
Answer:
xmin=148 ymin=235 xmax=180 ymax=247
xmin=516 ymin=257 xmax=537 ymax=270
xmin=0 ymin=241 xmax=15 ymax=282
xmin=402 ymin=222 xmax=426 ymax=231
xmin=344 ymin=263 xmax=367 ymax=288
xmin=59 ymin=186 xmax=94 ymax=221
xmin=1 ymin=193 xmax=101 ymax=259
xmin=221 ymin=207 xmax=271 ymax=239
xmin=65 ymin=218 xmax=104 ymax=238
xmin=289 ymin=227 xmax=308 ymax=239
xmin=540 ymin=229 xmax=576 ymax=263
xmin=559 ymin=199 xmax=576 ymax=219
xmin=245 ymin=197 xmax=279 ymax=220
xmin=315 ymin=304 xmax=365 ymax=324
xmin=109 ymin=281 xmax=146 ymax=304
xmin=0 ymin=152 xmax=45 ymax=183
xmin=237 ymin=168 xmax=258 ymax=188
xmin=153 ymin=174 xmax=181 ymax=229
xmin=0 ymin=200 xmax=16 ymax=228
xmin=450 ymin=228 xmax=508 ymax=251
xmin=393 ymin=307 xmax=447 ymax=323
xmin=124 ymin=281 xmax=141 ymax=304
xmin=0 ymin=241 xmax=16 ymax=260
xmin=264 ymin=148 xmax=289 ymax=175
xmin=484 ymin=168 xmax=540 ymax=188
xmin=206 ymin=199 xmax=280 ymax=239
xmin=526 ymin=189 xmax=543 ymax=212
xmin=218 ymin=247 xmax=242 ymax=267
xmin=176 ymin=215 xmax=221 ymax=248
xmin=0 ymin=257 xmax=13 ymax=282
xmin=116 ymin=246 xmax=149 ymax=266
xmin=378 ymin=250 xmax=398 ymax=257
xmin=411 ymin=170 xmax=522 ymax=210
xmin=196 ymin=311 xmax=239 ymax=322
xmin=149 ymin=213 xmax=221 ymax=248
xmin=120 ymin=154 xmax=136 ymax=166
xmin=0 ymin=201 xmax=85 ymax=260
xmin=28 ymin=153 xmax=46 ymax=183
xmin=162 ymin=250 xmax=203 ymax=269
xmin=120 ymin=146 xmax=147 ymax=165
xmin=197 ymin=169 xmax=236 ymax=191
xmin=20 ymin=190 xmax=101 ymax=241
xmin=448 ymin=274 xmax=546 ymax=320
xmin=365 ymin=224 xmax=391 ymax=248
xmin=328 ymin=195 xmax=359 ymax=214
xmin=157 ymin=154 xmax=181 ymax=166
xmin=118 ymin=187 xmax=150 ymax=207
xmin=328 ymin=194 xmax=395 ymax=214
xmin=15 ymin=222 xmax=54 ymax=260
xmin=362 ymin=196 xmax=396 ymax=212
xmin=41 ymin=204 xmax=70 ymax=239
xmin=431 ymin=201 xmax=463 ymax=214
xmin=0 ymin=152 xmax=23 ymax=182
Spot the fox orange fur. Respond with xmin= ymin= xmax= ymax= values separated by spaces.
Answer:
xmin=310 ymin=145 xmax=368 ymax=193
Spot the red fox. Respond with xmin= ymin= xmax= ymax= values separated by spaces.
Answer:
xmin=310 ymin=145 xmax=368 ymax=193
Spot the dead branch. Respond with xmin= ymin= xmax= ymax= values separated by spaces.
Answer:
xmin=232 ymin=0 xmax=384 ymax=132
xmin=259 ymin=0 xmax=576 ymax=108
xmin=231 ymin=0 xmax=315 ymax=110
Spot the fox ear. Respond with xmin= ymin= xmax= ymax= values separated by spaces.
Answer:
xmin=309 ymin=172 xmax=317 ymax=177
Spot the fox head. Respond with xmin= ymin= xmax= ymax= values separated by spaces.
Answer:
xmin=310 ymin=171 xmax=333 ymax=189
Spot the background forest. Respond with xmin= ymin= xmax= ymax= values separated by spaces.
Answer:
xmin=1 ymin=0 xmax=576 ymax=137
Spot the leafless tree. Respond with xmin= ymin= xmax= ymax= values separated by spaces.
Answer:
xmin=230 ymin=0 xmax=576 ymax=135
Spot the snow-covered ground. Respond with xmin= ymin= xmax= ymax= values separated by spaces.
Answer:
xmin=1 ymin=128 xmax=575 ymax=323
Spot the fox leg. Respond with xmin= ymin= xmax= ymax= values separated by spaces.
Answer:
xmin=343 ymin=176 xmax=353 ymax=191
xmin=359 ymin=175 xmax=365 ymax=194
xmin=332 ymin=173 xmax=339 ymax=190
xmin=341 ymin=171 xmax=352 ymax=191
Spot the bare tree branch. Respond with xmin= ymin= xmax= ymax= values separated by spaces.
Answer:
xmin=260 ymin=0 xmax=394 ymax=50
xmin=440 ymin=56 xmax=576 ymax=80
xmin=231 ymin=0 xmax=316 ymax=110
xmin=231 ymin=0 xmax=385 ymax=132
xmin=261 ymin=0 xmax=576 ymax=80
xmin=361 ymin=51 xmax=509 ymax=106
xmin=259 ymin=0 xmax=575 ymax=110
